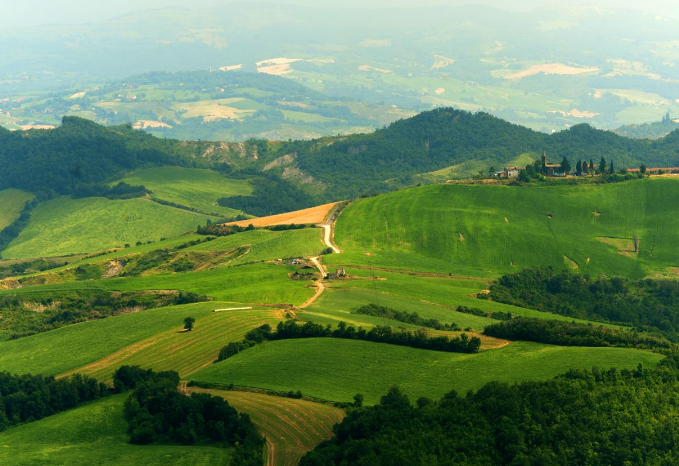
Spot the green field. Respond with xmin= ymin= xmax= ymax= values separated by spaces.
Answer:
xmin=0 ymin=189 xmax=33 ymax=231
xmin=187 ymin=227 xmax=326 ymax=265
xmin=118 ymin=166 xmax=253 ymax=216
xmin=67 ymin=308 xmax=284 ymax=382
xmin=191 ymin=338 xmax=662 ymax=404
xmin=332 ymin=179 xmax=679 ymax=278
xmin=0 ymin=395 xmax=231 ymax=466
xmin=194 ymin=389 xmax=344 ymax=466
xmin=3 ymin=196 xmax=216 ymax=259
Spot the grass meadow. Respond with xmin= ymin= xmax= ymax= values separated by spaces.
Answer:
xmin=191 ymin=338 xmax=662 ymax=404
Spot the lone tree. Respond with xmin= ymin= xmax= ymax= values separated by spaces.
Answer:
xmin=640 ymin=163 xmax=647 ymax=174
xmin=184 ymin=317 xmax=195 ymax=332
xmin=576 ymin=160 xmax=583 ymax=176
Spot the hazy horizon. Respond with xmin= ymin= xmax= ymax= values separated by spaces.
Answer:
xmin=2 ymin=0 xmax=678 ymax=27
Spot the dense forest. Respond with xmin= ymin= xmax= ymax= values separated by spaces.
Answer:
xmin=301 ymin=356 xmax=679 ymax=466
xmin=485 ymin=267 xmax=679 ymax=340
xmin=270 ymin=108 xmax=679 ymax=200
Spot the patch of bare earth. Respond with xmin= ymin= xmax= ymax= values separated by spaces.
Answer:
xmin=504 ymin=63 xmax=600 ymax=80
xmin=229 ymin=203 xmax=339 ymax=228
xmin=596 ymin=237 xmax=639 ymax=257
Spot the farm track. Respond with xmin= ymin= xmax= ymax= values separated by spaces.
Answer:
xmin=189 ymin=388 xmax=345 ymax=466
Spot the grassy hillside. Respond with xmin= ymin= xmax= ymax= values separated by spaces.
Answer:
xmin=117 ymin=166 xmax=253 ymax=216
xmin=3 ymin=196 xmax=216 ymax=259
xmin=333 ymin=179 xmax=679 ymax=278
xmin=0 ymin=302 xmax=222 ymax=376
xmin=66 ymin=308 xmax=284 ymax=382
xmin=191 ymin=339 xmax=661 ymax=404
xmin=0 ymin=189 xmax=33 ymax=231
xmin=0 ymin=395 xmax=231 ymax=466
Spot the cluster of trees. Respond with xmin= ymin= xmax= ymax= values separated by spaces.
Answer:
xmin=71 ymin=182 xmax=149 ymax=200
xmin=197 ymin=222 xmax=255 ymax=237
xmin=301 ymin=356 xmax=679 ymax=465
xmin=483 ymin=317 xmax=670 ymax=350
xmin=0 ymin=372 xmax=108 ymax=430
xmin=485 ymin=267 xmax=679 ymax=340
xmin=517 ymin=155 xmax=646 ymax=183
xmin=354 ymin=304 xmax=460 ymax=331
xmin=217 ymin=320 xmax=481 ymax=362
xmin=0 ymin=290 xmax=206 ymax=340
xmin=454 ymin=305 xmax=513 ymax=321
xmin=117 ymin=366 xmax=263 ymax=465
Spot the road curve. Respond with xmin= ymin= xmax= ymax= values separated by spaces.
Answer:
xmin=320 ymin=224 xmax=341 ymax=254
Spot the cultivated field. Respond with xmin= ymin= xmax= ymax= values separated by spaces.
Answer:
xmin=191 ymin=338 xmax=661 ymax=404
xmin=64 ymin=309 xmax=284 ymax=382
xmin=0 ymin=395 xmax=231 ymax=466
xmin=229 ymin=202 xmax=339 ymax=227
xmin=191 ymin=389 xmax=344 ymax=466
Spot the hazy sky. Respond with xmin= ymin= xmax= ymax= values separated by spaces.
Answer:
xmin=2 ymin=0 xmax=678 ymax=27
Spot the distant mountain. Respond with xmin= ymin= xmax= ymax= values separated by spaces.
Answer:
xmin=5 ymin=109 xmax=679 ymax=203
xmin=255 ymin=108 xmax=679 ymax=200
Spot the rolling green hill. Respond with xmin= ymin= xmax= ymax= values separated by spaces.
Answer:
xmin=332 ymin=178 xmax=679 ymax=278
xmin=2 ymin=196 xmax=217 ymax=259
xmin=190 ymin=338 xmax=661 ymax=404
xmin=0 ymin=394 xmax=232 ymax=466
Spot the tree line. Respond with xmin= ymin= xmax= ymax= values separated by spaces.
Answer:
xmin=484 ymin=267 xmax=679 ymax=340
xmin=217 ymin=320 xmax=481 ymax=362
xmin=301 ymin=355 xmax=679 ymax=465
xmin=354 ymin=304 xmax=460 ymax=331
xmin=483 ymin=317 xmax=670 ymax=350
xmin=0 ymin=372 xmax=108 ymax=431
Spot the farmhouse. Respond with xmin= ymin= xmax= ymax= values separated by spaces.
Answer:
xmin=501 ymin=167 xmax=524 ymax=179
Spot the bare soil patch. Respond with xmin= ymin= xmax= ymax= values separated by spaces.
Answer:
xmin=229 ymin=203 xmax=339 ymax=228
xmin=504 ymin=63 xmax=599 ymax=80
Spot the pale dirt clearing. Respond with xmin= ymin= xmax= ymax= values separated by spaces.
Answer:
xmin=133 ymin=120 xmax=173 ymax=129
xmin=19 ymin=124 xmax=56 ymax=130
xmin=256 ymin=58 xmax=302 ymax=67
xmin=173 ymin=98 xmax=254 ymax=121
xmin=432 ymin=54 xmax=456 ymax=69
xmin=69 ymin=91 xmax=86 ymax=99
xmin=504 ymin=63 xmax=600 ymax=80
xmin=435 ymin=88 xmax=446 ymax=95
xmin=229 ymin=203 xmax=339 ymax=228
xmin=549 ymin=109 xmax=599 ymax=119
xmin=219 ymin=64 xmax=242 ymax=72
xmin=258 ymin=64 xmax=294 ymax=75
xmin=358 ymin=65 xmax=393 ymax=74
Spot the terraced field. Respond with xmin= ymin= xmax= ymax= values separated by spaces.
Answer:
xmin=332 ymin=179 xmax=679 ymax=278
xmin=191 ymin=338 xmax=662 ymax=404
xmin=117 ymin=166 xmax=253 ymax=216
xmin=63 ymin=309 xmax=284 ymax=382
xmin=0 ymin=395 xmax=232 ymax=466
xmin=191 ymin=389 xmax=344 ymax=466
xmin=3 ymin=196 xmax=217 ymax=259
